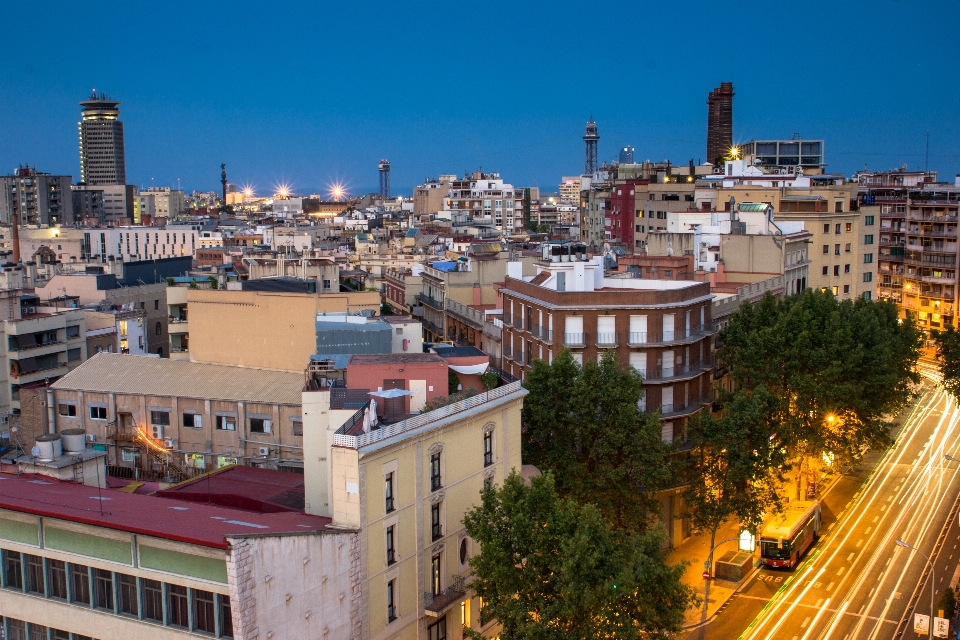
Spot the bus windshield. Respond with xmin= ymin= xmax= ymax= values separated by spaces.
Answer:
xmin=760 ymin=539 xmax=791 ymax=559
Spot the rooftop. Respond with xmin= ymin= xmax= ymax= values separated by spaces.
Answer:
xmin=0 ymin=472 xmax=330 ymax=549
xmin=51 ymin=352 xmax=305 ymax=405
xmin=432 ymin=346 xmax=486 ymax=358
xmin=155 ymin=465 xmax=305 ymax=513
xmin=348 ymin=353 xmax=444 ymax=365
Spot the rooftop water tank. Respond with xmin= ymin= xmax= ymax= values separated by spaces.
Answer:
xmin=35 ymin=434 xmax=62 ymax=462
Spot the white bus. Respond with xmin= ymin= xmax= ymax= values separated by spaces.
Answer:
xmin=760 ymin=500 xmax=822 ymax=568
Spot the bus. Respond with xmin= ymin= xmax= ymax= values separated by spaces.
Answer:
xmin=759 ymin=500 xmax=822 ymax=568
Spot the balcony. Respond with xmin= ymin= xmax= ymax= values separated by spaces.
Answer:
xmin=537 ymin=327 xmax=553 ymax=343
xmin=502 ymin=345 xmax=513 ymax=359
xmin=446 ymin=299 xmax=485 ymax=330
xmin=167 ymin=319 xmax=189 ymax=334
xmin=643 ymin=358 xmax=714 ymax=382
xmin=424 ymin=575 xmax=466 ymax=617
xmin=502 ymin=313 xmax=513 ymax=326
xmin=564 ymin=332 xmax=587 ymax=347
xmin=660 ymin=392 xmax=715 ymax=419
xmin=596 ymin=332 xmax=619 ymax=348
xmin=416 ymin=293 xmax=444 ymax=310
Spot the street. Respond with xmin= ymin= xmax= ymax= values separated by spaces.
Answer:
xmin=691 ymin=371 xmax=960 ymax=640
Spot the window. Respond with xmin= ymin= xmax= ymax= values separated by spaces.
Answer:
xmin=66 ymin=325 xmax=80 ymax=338
xmin=118 ymin=574 xmax=138 ymax=616
xmin=71 ymin=563 xmax=90 ymax=605
xmin=431 ymin=554 xmax=442 ymax=595
xmin=845 ymin=264 xmax=851 ymax=274
xmin=386 ymin=525 xmax=396 ymax=565
xmin=6 ymin=620 xmax=25 ymax=640
xmin=845 ymin=243 xmax=852 ymax=253
xmin=249 ymin=417 xmax=271 ymax=433
xmin=833 ymin=265 xmax=840 ymax=277
xmin=864 ymin=272 xmax=874 ymax=282
xmin=387 ymin=579 xmax=397 ymax=622
xmin=483 ymin=475 xmax=493 ymax=491
xmin=322 ymin=279 xmax=331 ymax=290
xmin=67 ymin=348 xmax=81 ymax=362
xmin=843 ymin=285 xmax=850 ymax=294
xmin=58 ymin=403 xmax=76 ymax=417
xmin=432 ymin=502 xmax=443 ymax=540
xmin=835 ymin=224 xmax=841 ymax=235
xmin=822 ymin=244 xmax=829 ymax=254
xmin=89 ymin=406 xmax=107 ymax=420
xmin=460 ymin=538 xmax=469 ymax=565
xmin=218 ymin=596 xmax=233 ymax=638
xmin=483 ymin=431 xmax=493 ymax=467
xmin=291 ymin=417 xmax=302 ymax=436
xmin=183 ymin=413 xmax=201 ymax=428
xmin=48 ymin=560 xmax=67 ymax=599
xmin=155 ymin=322 xmax=161 ymax=336
xmin=865 ymin=215 xmax=875 ymax=225
xmin=150 ymin=410 xmax=170 ymax=426
xmin=154 ymin=299 xmax=159 ymax=310
xmin=834 ymin=244 xmax=841 ymax=256
xmin=430 ymin=452 xmax=442 ymax=491
xmin=832 ymin=286 xmax=839 ymax=295
xmin=142 ymin=578 xmax=163 ymax=622
xmin=215 ymin=415 xmax=236 ymax=431
xmin=428 ymin=615 xmax=447 ymax=640
xmin=24 ymin=554 xmax=43 ymax=594
xmin=169 ymin=584 xmax=189 ymax=627
xmin=94 ymin=568 xmax=114 ymax=610
xmin=864 ymin=253 xmax=874 ymax=264
xmin=194 ymin=589 xmax=216 ymax=633
xmin=461 ymin=598 xmax=471 ymax=629
xmin=864 ymin=234 xmax=874 ymax=244
xmin=864 ymin=291 xmax=873 ymax=301
xmin=822 ymin=224 xmax=830 ymax=233
xmin=385 ymin=472 xmax=395 ymax=512
xmin=846 ymin=223 xmax=852 ymax=232
xmin=821 ymin=266 xmax=828 ymax=276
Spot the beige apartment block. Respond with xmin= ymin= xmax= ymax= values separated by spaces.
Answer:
xmin=187 ymin=288 xmax=380 ymax=371
xmin=302 ymin=380 xmax=526 ymax=639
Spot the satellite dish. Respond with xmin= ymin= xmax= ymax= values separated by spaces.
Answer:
xmin=31 ymin=446 xmax=40 ymax=457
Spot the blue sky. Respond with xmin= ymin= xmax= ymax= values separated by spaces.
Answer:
xmin=2 ymin=1 xmax=958 ymax=196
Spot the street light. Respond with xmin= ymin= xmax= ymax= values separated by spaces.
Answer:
xmin=895 ymin=538 xmax=934 ymax=638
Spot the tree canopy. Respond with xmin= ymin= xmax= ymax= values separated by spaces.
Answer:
xmin=718 ymin=289 xmax=920 ymax=498
xmin=463 ymin=472 xmax=697 ymax=640
xmin=521 ymin=349 xmax=674 ymax=531
xmin=934 ymin=325 xmax=960 ymax=399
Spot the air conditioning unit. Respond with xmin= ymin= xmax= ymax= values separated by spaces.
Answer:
xmin=163 ymin=438 xmax=174 ymax=449
xmin=151 ymin=425 xmax=163 ymax=439
xmin=1 ymin=416 xmax=8 ymax=424
xmin=85 ymin=434 xmax=96 ymax=443
xmin=258 ymin=446 xmax=270 ymax=457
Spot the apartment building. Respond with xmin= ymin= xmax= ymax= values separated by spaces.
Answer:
xmin=73 ymin=184 xmax=137 ymax=224
xmin=499 ymin=245 xmax=714 ymax=438
xmin=0 ymin=276 xmax=87 ymax=417
xmin=383 ymin=266 xmax=425 ymax=316
xmin=0 ymin=166 xmax=72 ymax=226
xmin=136 ymin=187 xmax=185 ymax=221
xmin=859 ymin=170 xmax=960 ymax=331
xmin=417 ymin=247 xmax=535 ymax=343
xmin=414 ymin=175 xmax=456 ymax=216
xmin=441 ymin=172 xmax=525 ymax=233
xmin=0 ymin=462 xmax=355 ymax=639
xmin=50 ymin=353 xmax=307 ymax=477
xmin=302 ymin=377 xmax=526 ymax=639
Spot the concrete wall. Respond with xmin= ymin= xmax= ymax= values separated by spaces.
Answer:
xmin=187 ymin=289 xmax=380 ymax=371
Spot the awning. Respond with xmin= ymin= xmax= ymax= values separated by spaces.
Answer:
xmin=448 ymin=363 xmax=489 ymax=375
xmin=368 ymin=389 xmax=414 ymax=399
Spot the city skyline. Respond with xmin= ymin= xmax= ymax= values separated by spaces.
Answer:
xmin=1 ymin=2 xmax=958 ymax=195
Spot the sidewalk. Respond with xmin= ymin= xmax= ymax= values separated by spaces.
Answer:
xmin=668 ymin=517 xmax=757 ymax=630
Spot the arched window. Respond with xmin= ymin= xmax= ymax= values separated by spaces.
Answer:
xmin=155 ymin=322 xmax=162 ymax=336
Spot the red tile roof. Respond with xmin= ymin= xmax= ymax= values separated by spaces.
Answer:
xmin=0 ymin=472 xmax=331 ymax=549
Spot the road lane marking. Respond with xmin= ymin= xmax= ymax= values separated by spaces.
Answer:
xmin=801 ymin=617 xmax=811 ymax=628
xmin=865 ymin=527 xmax=873 ymax=534
xmin=827 ymin=582 xmax=835 ymax=591
xmin=857 ymin=539 xmax=864 ymax=548
xmin=847 ymin=553 xmax=855 ymax=562
xmin=873 ymin=516 xmax=879 ymax=523
xmin=837 ymin=567 xmax=846 ymax=576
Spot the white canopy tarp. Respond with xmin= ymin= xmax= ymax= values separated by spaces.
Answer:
xmin=448 ymin=363 xmax=489 ymax=375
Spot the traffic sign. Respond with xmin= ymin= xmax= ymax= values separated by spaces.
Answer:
xmin=915 ymin=613 xmax=930 ymax=634
xmin=702 ymin=571 xmax=712 ymax=580
xmin=934 ymin=616 xmax=949 ymax=638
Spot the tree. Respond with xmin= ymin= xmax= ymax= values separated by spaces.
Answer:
xmin=934 ymin=325 xmax=960 ymax=399
xmin=448 ymin=369 xmax=460 ymax=395
xmin=479 ymin=370 xmax=499 ymax=391
xmin=938 ymin=583 xmax=956 ymax=619
xmin=463 ymin=472 xmax=697 ymax=640
xmin=683 ymin=388 xmax=786 ymax=567
xmin=207 ymin=275 xmax=219 ymax=290
xmin=379 ymin=302 xmax=393 ymax=316
xmin=522 ymin=349 xmax=675 ymax=531
xmin=718 ymin=290 xmax=921 ymax=500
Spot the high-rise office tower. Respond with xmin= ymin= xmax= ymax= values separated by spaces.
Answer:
xmin=583 ymin=118 xmax=599 ymax=174
xmin=706 ymin=82 xmax=734 ymax=165
xmin=619 ymin=145 xmax=634 ymax=164
xmin=379 ymin=160 xmax=391 ymax=199
xmin=78 ymin=91 xmax=126 ymax=185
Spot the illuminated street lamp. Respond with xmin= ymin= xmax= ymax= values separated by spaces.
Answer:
xmin=895 ymin=538 xmax=934 ymax=638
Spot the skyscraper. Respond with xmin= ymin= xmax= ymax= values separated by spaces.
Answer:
xmin=78 ymin=91 xmax=126 ymax=185
xmin=706 ymin=82 xmax=734 ymax=166
xmin=379 ymin=160 xmax=391 ymax=199
xmin=619 ymin=145 xmax=634 ymax=164
xmin=583 ymin=118 xmax=599 ymax=175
